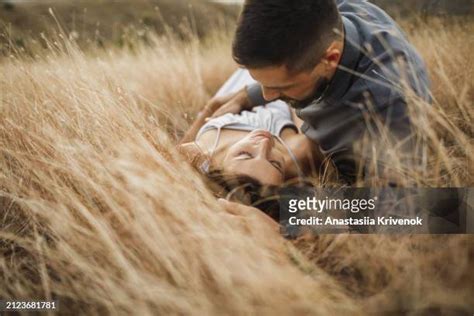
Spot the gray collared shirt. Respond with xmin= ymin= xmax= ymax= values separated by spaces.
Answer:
xmin=247 ymin=0 xmax=431 ymax=182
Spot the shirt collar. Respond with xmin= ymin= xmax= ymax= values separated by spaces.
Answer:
xmin=313 ymin=16 xmax=362 ymax=104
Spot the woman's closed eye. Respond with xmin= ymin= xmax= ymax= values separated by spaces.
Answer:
xmin=237 ymin=151 xmax=253 ymax=159
xmin=237 ymin=151 xmax=283 ymax=174
xmin=270 ymin=160 xmax=283 ymax=173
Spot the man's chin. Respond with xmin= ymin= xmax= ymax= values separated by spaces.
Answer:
xmin=281 ymin=77 xmax=330 ymax=109
xmin=281 ymin=96 xmax=315 ymax=109
xmin=286 ymin=98 xmax=314 ymax=109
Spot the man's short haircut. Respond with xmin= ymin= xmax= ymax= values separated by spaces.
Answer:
xmin=232 ymin=0 xmax=341 ymax=72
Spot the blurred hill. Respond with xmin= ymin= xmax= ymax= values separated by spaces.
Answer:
xmin=0 ymin=0 xmax=240 ymax=56
xmin=1 ymin=0 xmax=472 ymax=57
xmin=372 ymin=0 xmax=474 ymax=16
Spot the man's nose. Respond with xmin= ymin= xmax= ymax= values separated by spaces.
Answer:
xmin=261 ymin=87 xmax=280 ymax=101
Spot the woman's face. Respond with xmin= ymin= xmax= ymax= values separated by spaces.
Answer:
xmin=221 ymin=129 xmax=287 ymax=186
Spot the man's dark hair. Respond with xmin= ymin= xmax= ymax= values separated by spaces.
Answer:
xmin=232 ymin=0 xmax=342 ymax=72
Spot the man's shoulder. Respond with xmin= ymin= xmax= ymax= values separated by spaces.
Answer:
xmin=337 ymin=0 xmax=394 ymax=22
xmin=336 ymin=1 xmax=431 ymax=103
xmin=337 ymin=0 xmax=412 ymax=53
xmin=362 ymin=52 xmax=431 ymax=105
xmin=344 ymin=59 xmax=429 ymax=110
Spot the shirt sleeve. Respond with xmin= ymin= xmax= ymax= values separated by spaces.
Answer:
xmin=246 ymin=83 xmax=268 ymax=107
xmin=298 ymin=60 xmax=415 ymax=183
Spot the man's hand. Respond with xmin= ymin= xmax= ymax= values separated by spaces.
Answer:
xmin=206 ymin=86 xmax=253 ymax=119
xmin=179 ymin=86 xmax=252 ymax=144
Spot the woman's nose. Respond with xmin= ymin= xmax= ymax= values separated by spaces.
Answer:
xmin=261 ymin=87 xmax=280 ymax=101
xmin=257 ymin=137 xmax=272 ymax=159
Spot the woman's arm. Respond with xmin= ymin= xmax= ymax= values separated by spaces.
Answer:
xmin=290 ymin=107 xmax=304 ymax=132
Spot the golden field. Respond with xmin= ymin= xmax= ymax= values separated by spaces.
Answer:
xmin=0 ymin=9 xmax=473 ymax=315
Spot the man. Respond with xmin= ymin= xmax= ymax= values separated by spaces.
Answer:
xmin=206 ymin=0 xmax=431 ymax=184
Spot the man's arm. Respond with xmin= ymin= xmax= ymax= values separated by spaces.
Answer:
xmin=183 ymin=81 xmax=268 ymax=140
xmin=209 ymin=84 xmax=269 ymax=118
xmin=246 ymin=83 xmax=268 ymax=107
xmin=178 ymin=106 xmax=215 ymax=145
xmin=178 ymin=90 xmax=246 ymax=144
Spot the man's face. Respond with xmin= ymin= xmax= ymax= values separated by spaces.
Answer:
xmin=248 ymin=62 xmax=330 ymax=108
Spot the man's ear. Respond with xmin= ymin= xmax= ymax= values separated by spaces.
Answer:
xmin=322 ymin=42 xmax=343 ymax=69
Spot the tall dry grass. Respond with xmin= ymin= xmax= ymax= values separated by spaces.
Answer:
xmin=0 ymin=14 xmax=473 ymax=316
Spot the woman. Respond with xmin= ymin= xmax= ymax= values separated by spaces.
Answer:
xmin=178 ymin=69 xmax=324 ymax=187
